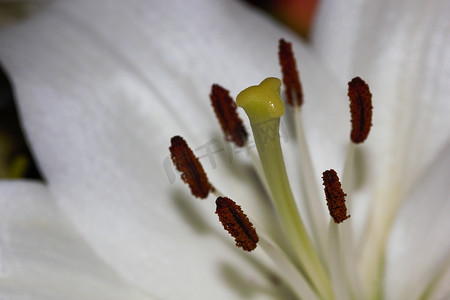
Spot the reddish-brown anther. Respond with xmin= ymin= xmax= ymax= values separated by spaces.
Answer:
xmin=210 ymin=84 xmax=248 ymax=147
xmin=169 ymin=136 xmax=214 ymax=199
xmin=278 ymin=38 xmax=303 ymax=107
xmin=322 ymin=169 xmax=350 ymax=224
xmin=215 ymin=197 xmax=259 ymax=252
xmin=348 ymin=77 xmax=373 ymax=143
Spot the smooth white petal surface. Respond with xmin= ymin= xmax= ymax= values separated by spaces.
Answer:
xmin=0 ymin=181 xmax=153 ymax=300
xmin=0 ymin=0 xmax=348 ymax=298
xmin=431 ymin=266 xmax=450 ymax=300
xmin=385 ymin=141 xmax=450 ymax=300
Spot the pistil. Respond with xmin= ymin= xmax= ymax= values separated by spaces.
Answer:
xmin=236 ymin=77 xmax=333 ymax=300
xmin=210 ymin=83 xmax=274 ymax=206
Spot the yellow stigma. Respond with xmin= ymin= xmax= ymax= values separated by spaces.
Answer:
xmin=236 ymin=77 xmax=333 ymax=299
xmin=236 ymin=77 xmax=284 ymax=124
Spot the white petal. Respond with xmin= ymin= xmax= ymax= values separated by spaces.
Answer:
xmin=313 ymin=0 xmax=450 ymax=188
xmin=0 ymin=0 xmax=339 ymax=298
xmin=385 ymin=141 xmax=450 ymax=300
xmin=430 ymin=265 xmax=450 ymax=300
xmin=0 ymin=180 xmax=153 ymax=300
xmin=314 ymin=1 xmax=450 ymax=281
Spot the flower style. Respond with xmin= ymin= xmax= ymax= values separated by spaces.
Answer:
xmin=0 ymin=0 xmax=450 ymax=299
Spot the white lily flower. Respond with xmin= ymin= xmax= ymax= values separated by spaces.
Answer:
xmin=0 ymin=0 xmax=449 ymax=299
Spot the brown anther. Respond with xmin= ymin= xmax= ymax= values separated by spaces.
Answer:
xmin=169 ymin=136 xmax=214 ymax=199
xmin=278 ymin=39 xmax=303 ymax=107
xmin=210 ymin=84 xmax=248 ymax=147
xmin=348 ymin=77 xmax=373 ymax=143
xmin=322 ymin=169 xmax=350 ymax=224
xmin=215 ymin=197 xmax=259 ymax=251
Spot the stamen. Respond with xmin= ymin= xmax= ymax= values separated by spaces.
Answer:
xmin=348 ymin=77 xmax=373 ymax=144
xmin=278 ymin=39 xmax=303 ymax=107
xmin=210 ymin=84 xmax=248 ymax=147
xmin=215 ymin=197 xmax=259 ymax=252
xmin=322 ymin=169 xmax=350 ymax=224
xmin=169 ymin=136 xmax=214 ymax=199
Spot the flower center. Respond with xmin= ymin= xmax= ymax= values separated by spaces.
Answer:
xmin=169 ymin=39 xmax=374 ymax=300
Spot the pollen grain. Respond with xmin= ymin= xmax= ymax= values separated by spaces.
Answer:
xmin=278 ymin=38 xmax=303 ymax=107
xmin=170 ymin=136 xmax=214 ymax=199
xmin=348 ymin=76 xmax=373 ymax=144
xmin=210 ymin=84 xmax=248 ymax=147
xmin=322 ymin=169 xmax=350 ymax=224
xmin=215 ymin=197 xmax=259 ymax=251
